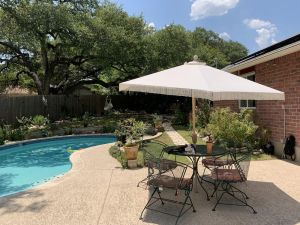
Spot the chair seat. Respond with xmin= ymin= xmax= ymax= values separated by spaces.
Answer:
xmin=148 ymin=175 xmax=192 ymax=189
xmin=202 ymin=157 xmax=233 ymax=167
xmin=211 ymin=168 xmax=242 ymax=181
xmin=149 ymin=159 xmax=178 ymax=171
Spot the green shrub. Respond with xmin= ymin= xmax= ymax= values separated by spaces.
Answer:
xmin=64 ymin=127 xmax=73 ymax=135
xmin=9 ymin=128 xmax=26 ymax=141
xmin=196 ymin=99 xmax=211 ymax=128
xmin=172 ymin=107 xmax=188 ymax=125
xmin=207 ymin=108 xmax=258 ymax=148
xmin=32 ymin=115 xmax=49 ymax=127
xmin=16 ymin=116 xmax=32 ymax=129
xmin=109 ymin=145 xmax=127 ymax=168
xmin=145 ymin=124 xmax=157 ymax=136
xmin=0 ymin=127 xmax=5 ymax=145
xmin=102 ymin=124 xmax=117 ymax=133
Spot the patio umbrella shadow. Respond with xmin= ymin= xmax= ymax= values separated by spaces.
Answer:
xmin=141 ymin=180 xmax=300 ymax=225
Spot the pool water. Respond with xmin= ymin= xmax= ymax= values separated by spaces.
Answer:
xmin=0 ymin=135 xmax=116 ymax=197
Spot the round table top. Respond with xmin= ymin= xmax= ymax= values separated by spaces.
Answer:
xmin=163 ymin=144 xmax=228 ymax=157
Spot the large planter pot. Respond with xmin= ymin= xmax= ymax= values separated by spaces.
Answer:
xmin=124 ymin=144 xmax=139 ymax=160
xmin=206 ymin=142 xmax=213 ymax=154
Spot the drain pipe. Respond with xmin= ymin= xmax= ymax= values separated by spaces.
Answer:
xmin=282 ymin=104 xmax=286 ymax=157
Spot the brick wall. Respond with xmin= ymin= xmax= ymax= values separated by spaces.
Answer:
xmin=215 ymin=51 xmax=300 ymax=160
xmin=255 ymin=51 xmax=300 ymax=144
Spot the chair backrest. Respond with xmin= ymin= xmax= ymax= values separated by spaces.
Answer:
xmin=147 ymin=157 xmax=189 ymax=190
xmin=141 ymin=140 xmax=170 ymax=165
xmin=230 ymin=149 xmax=252 ymax=182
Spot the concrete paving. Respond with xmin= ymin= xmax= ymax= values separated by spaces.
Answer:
xmin=0 ymin=144 xmax=300 ymax=225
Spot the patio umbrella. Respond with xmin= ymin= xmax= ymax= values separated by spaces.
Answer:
xmin=119 ymin=56 xmax=285 ymax=143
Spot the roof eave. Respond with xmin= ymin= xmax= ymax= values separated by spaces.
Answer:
xmin=223 ymin=41 xmax=300 ymax=73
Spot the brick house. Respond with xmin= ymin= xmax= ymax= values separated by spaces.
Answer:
xmin=216 ymin=33 xmax=300 ymax=161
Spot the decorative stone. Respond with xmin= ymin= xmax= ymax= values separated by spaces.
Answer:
xmin=127 ymin=159 xmax=137 ymax=169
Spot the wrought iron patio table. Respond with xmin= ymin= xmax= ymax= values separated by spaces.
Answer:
xmin=163 ymin=144 xmax=228 ymax=201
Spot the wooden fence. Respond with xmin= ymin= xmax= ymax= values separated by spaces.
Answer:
xmin=0 ymin=94 xmax=189 ymax=123
xmin=0 ymin=95 xmax=106 ymax=123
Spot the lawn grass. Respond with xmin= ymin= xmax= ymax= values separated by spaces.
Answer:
xmin=141 ymin=132 xmax=190 ymax=165
xmin=173 ymin=125 xmax=205 ymax=144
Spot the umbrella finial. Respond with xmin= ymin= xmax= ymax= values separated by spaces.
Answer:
xmin=186 ymin=55 xmax=206 ymax=65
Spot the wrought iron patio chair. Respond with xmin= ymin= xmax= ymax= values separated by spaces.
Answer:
xmin=201 ymin=153 xmax=234 ymax=180
xmin=137 ymin=140 xmax=178 ymax=188
xmin=209 ymin=149 xmax=257 ymax=214
xmin=140 ymin=158 xmax=196 ymax=225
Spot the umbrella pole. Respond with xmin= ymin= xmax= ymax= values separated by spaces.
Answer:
xmin=192 ymin=96 xmax=197 ymax=144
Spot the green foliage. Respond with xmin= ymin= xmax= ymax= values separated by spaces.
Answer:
xmin=172 ymin=107 xmax=188 ymax=125
xmin=0 ymin=1 xmax=247 ymax=95
xmin=16 ymin=116 xmax=32 ymax=130
xmin=0 ymin=127 xmax=5 ymax=145
xmin=109 ymin=145 xmax=128 ymax=168
xmin=207 ymin=108 xmax=258 ymax=148
xmin=82 ymin=112 xmax=90 ymax=128
xmin=114 ymin=118 xmax=146 ymax=145
xmin=256 ymin=127 xmax=272 ymax=148
xmin=8 ymin=128 xmax=26 ymax=141
xmin=102 ymin=124 xmax=117 ymax=133
xmin=196 ymin=99 xmax=211 ymax=128
xmin=63 ymin=127 xmax=73 ymax=135
xmin=32 ymin=115 xmax=49 ymax=127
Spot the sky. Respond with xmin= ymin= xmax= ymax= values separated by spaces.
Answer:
xmin=111 ymin=0 xmax=300 ymax=53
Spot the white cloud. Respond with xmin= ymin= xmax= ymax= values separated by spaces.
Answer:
xmin=219 ymin=32 xmax=231 ymax=40
xmin=244 ymin=18 xmax=277 ymax=49
xmin=148 ymin=22 xmax=155 ymax=28
xmin=190 ymin=0 xmax=239 ymax=20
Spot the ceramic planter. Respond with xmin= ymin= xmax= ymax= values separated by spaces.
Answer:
xmin=124 ymin=144 xmax=139 ymax=160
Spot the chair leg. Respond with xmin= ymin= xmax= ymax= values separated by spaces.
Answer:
xmin=211 ymin=181 xmax=220 ymax=197
xmin=157 ymin=189 xmax=165 ymax=205
xmin=226 ymin=186 xmax=257 ymax=214
xmin=231 ymin=184 xmax=249 ymax=199
xmin=212 ymin=191 xmax=226 ymax=211
xmin=140 ymin=187 xmax=158 ymax=220
xmin=188 ymin=195 xmax=196 ymax=213
xmin=175 ymin=194 xmax=190 ymax=225
xmin=212 ymin=182 xmax=257 ymax=214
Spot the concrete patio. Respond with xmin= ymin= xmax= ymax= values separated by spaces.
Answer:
xmin=0 ymin=143 xmax=300 ymax=225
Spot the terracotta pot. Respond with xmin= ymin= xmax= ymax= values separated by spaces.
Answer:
xmin=124 ymin=144 xmax=139 ymax=160
xmin=206 ymin=142 xmax=213 ymax=154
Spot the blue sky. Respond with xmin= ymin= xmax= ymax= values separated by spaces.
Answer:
xmin=111 ymin=0 xmax=300 ymax=53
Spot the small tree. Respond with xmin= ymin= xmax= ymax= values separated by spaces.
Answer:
xmin=207 ymin=108 xmax=258 ymax=148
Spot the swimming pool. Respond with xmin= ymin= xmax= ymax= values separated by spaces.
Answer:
xmin=0 ymin=135 xmax=116 ymax=197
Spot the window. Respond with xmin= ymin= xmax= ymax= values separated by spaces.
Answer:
xmin=239 ymin=73 xmax=256 ymax=108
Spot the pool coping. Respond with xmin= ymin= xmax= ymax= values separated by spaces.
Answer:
xmin=0 ymin=133 xmax=115 ymax=151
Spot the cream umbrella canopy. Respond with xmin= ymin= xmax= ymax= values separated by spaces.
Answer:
xmin=119 ymin=56 xmax=285 ymax=143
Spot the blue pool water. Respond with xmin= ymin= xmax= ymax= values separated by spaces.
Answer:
xmin=0 ymin=135 xmax=116 ymax=197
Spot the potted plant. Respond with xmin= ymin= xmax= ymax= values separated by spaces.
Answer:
xmin=153 ymin=114 xmax=164 ymax=132
xmin=115 ymin=118 xmax=146 ymax=160
xmin=206 ymin=134 xmax=213 ymax=154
